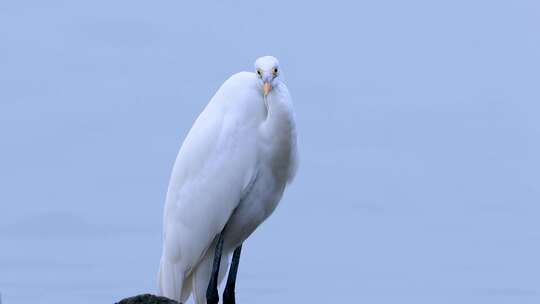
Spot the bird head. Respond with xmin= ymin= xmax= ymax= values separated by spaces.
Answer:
xmin=254 ymin=56 xmax=280 ymax=97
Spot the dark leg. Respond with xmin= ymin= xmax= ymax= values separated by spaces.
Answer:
xmin=222 ymin=244 xmax=243 ymax=304
xmin=206 ymin=231 xmax=225 ymax=304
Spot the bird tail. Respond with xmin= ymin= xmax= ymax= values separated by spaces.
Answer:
xmin=158 ymin=256 xmax=187 ymax=302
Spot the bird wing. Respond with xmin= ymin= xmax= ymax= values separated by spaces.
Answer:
xmin=162 ymin=72 xmax=261 ymax=275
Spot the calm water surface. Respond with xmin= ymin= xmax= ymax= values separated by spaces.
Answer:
xmin=1 ymin=1 xmax=539 ymax=303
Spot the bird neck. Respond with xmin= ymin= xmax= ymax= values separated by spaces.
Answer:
xmin=259 ymin=85 xmax=297 ymax=184
xmin=260 ymin=85 xmax=295 ymax=144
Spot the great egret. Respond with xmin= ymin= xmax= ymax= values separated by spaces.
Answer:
xmin=158 ymin=56 xmax=298 ymax=304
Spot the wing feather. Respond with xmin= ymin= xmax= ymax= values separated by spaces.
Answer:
xmin=161 ymin=72 xmax=262 ymax=276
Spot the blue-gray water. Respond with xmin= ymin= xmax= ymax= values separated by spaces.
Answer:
xmin=1 ymin=1 xmax=539 ymax=303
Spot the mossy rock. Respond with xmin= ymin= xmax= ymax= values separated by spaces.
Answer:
xmin=116 ymin=294 xmax=179 ymax=304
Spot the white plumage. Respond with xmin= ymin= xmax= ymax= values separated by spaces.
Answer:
xmin=158 ymin=56 xmax=297 ymax=304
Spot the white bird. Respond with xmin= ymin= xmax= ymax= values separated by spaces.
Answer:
xmin=158 ymin=56 xmax=298 ymax=304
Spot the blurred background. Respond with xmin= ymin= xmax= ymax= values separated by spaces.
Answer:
xmin=1 ymin=0 xmax=539 ymax=303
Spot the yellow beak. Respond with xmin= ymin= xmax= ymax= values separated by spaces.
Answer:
xmin=263 ymin=82 xmax=272 ymax=96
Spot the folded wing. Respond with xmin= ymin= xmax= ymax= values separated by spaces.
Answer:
xmin=159 ymin=72 xmax=261 ymax=300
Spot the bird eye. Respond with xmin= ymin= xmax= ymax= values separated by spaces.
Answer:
xmin=257 ymin=69 xmax=262 ymax=77
xmin=273 ymin=68 xmax=278 ymax=74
